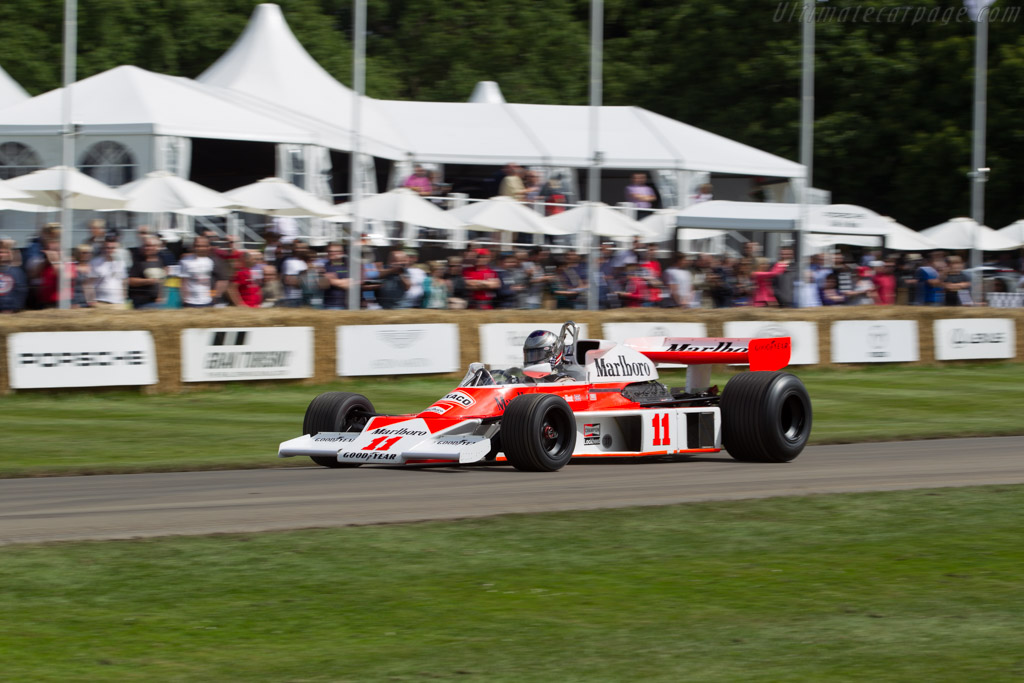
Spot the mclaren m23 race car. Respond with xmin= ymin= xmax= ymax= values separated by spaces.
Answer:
xmin=278 ymin=322 xmax=812 ymax=472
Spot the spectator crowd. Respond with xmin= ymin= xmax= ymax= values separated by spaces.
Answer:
xmin=2 ymin=217 xmax=1018 ymax=313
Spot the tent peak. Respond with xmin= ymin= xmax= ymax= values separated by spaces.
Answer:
xmin=198 ymin=3 xmax=343 ymax=93
xmin=468 ymin=81 xmax=506 ymax=104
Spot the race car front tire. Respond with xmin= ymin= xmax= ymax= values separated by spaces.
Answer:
xmin=303 ymin=392 xmax=375 ymax=468
xmin=501 ymin=394 xmax=576 ymax=472
xmin=721 ymin=371 xmax=812 ymax=463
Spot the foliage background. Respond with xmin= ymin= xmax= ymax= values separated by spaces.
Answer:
xmin=1 ymin=0 xmax=1022 ymax=229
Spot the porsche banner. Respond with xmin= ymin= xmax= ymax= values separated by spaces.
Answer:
xmin=181 ymin=327 xmax=314 ymax=382
xmin=8 ymin=331 xmax=157 ymax=389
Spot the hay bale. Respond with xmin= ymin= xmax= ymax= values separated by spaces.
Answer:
xmin=2 ymin=306 xmax=1022 ymax=394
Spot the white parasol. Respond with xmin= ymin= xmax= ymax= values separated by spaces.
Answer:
xmin=543 ymin=201 xmax=655 ymax=239
xmin=330 ymin=187 xmax=466 ymax=231
xmin=224 ymin=177 xmax=340 ymax=218
xmin=5 ymin=165 xmax=127 ymax=210
xmin=449 ymin=195 xmax=560 ymax=235
xmin=117 ymin=171 xmax=234 ymax=215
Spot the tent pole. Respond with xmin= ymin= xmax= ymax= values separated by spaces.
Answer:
xmin=58 ymin=0 xmax=77 ymax=310
xmin=586 ymin=0 xmax=603 ymax=312
xmin=347 ymin=0 xmax=366 ymax=312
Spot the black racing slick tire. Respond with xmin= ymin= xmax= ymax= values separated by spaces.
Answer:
xmin=501 ymin=394 xmax=576 ymax=472
xmin=720 ymin=371 xmax=812 ymax=463
xmin=303 ymin=392 xmax=374 ymax=468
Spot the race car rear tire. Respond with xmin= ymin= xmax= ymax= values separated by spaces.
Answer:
xmin=303 ymin=392 xmax=375 ymax=468
xmin=721 ymin=371 xmax=811 ymax=463
xmin=501 ymin=394 xmax=576 ymax=472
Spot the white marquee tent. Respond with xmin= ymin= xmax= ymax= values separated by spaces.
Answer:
xmin=675 ymin=200 xmax=938 ymax=250
xmin=921 ymin=217 xmax=1021 ymax=251
xmin=196 ymin=3 xmax=409 ymax=162
xmin=0 ymin=3 xmax=803 ymax=186
xmin=0 ymin=2 xmax=805 ymax=246
xmin=198 ymin=3 xmax=803 ymax=179
xmin=370 ymin=100 xmax=804 ymax=177
xmin=0 ymin=64 xmax=318 ymax=172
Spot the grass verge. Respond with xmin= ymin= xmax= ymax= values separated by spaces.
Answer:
xmin=1 ymin=486 xmax=1022 ymax=681
xmin=2 ymin=363 xmax=1023 ymax=477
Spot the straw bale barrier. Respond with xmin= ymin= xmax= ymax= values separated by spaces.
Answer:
xmin=2 ymin=306 xmax=1022 ymax=394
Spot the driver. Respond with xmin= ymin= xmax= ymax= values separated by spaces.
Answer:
xmin=522 ymin=329 xmax=573 ymax=382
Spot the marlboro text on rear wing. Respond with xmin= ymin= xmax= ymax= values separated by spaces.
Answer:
xmin=624 ymin=337 xmax=791 ymax=371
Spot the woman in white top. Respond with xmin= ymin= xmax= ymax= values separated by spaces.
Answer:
xmin=180 ymin=236 xmax=215 ymax=307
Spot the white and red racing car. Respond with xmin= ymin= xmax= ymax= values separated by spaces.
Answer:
xmin=278 ymin=321 xmax=812 ymax=471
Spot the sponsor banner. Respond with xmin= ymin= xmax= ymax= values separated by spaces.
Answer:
xmin=181 ymin=327 xmax=313 ymax=382
xmin=831 ymin=320 xmax=919 ymax=364
xmin=723 ymin=321 xmax=820 ymax=365
xmin=934 ymin=318 xmax=1015 ymax=361
xmin=337 ymin=324 xmax=459 ymax=376
xmin=8 ymin=330 xmax=157 ymax=389
xmin=479 ymin=323 xmax=590 ymax=369
xmin=603 ymin=322 xmax=707 ymax=368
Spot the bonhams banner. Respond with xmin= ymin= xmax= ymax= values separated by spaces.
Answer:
xmin=337 ymin=324 xmax=459 ymax=376
xmin=8 ymin=330 xmax=157 ymax=389
xmin=602 ymin=322 xmax=708 ymax=368
xmin=181 ymin=327 xmax=313 ymax=382
xmin=933 ymin=318 xmax=1015 ymax=361
xmin=723 ymin=321 xmax=819 ymax=365
xmin=831 ymin=320 xmax=919 ymax=364
xmin=479 ymin=323 xmax=591 ymax=369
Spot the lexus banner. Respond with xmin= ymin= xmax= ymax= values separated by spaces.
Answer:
xmin=933 ymin=318 xmax=1015 ymax=361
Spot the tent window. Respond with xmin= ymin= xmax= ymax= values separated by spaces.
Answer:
xmin=0 ymin=141 xmax=42 ymax=180
xmin=80 ymin=140 xmax=137 ymax=186
xmin=287 ymin=147 xmax=305 ymax=188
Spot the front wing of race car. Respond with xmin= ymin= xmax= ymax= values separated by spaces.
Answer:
xmin=278 ymin=405 xmax=722 ymax=465
xmin=278 ymin=416 xmax=495 ymax=465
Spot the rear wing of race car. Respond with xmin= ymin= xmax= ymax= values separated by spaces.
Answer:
xmin=625 ymin=337 xmax=792 ymax=372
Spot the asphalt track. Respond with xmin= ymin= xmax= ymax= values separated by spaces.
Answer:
xmin=2 ymin=436 xmax=1023 ymax=545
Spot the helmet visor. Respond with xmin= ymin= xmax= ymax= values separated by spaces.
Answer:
xmin=524 ymin=345 xmax=552 ymax=366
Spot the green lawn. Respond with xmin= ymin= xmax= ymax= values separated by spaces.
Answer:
xmin=3 ymin=363 xmax=1024 ymax=477
xmin=1 ymin=486 xmax=1022 ymax=681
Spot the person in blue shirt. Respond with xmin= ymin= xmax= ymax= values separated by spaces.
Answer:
xmin=915 ymin=253 xmax=944 ymax=305
xmin=0 ymin=243 xmax=28 ymax=313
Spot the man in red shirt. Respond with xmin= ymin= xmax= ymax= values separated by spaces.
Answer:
xmin=463 ymin=248 xmax=500 ymax=310
xmin=872 ymin=259 xmax=897 ymax=305
xmin=214 ymin=234 xmax=246 ymax=270
xmin=228 ymin=250 xmax=263 ymax=308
